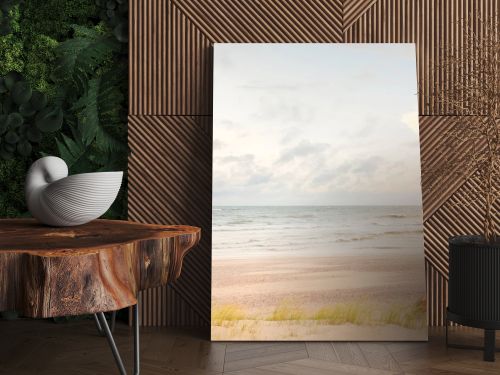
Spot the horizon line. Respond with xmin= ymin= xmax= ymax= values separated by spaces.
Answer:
xmin=212 ymin=204 xmax=422 ymax=207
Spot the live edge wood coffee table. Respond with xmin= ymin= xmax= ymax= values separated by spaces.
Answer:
xmin=0 ymin=219 xmax=200 ymax=375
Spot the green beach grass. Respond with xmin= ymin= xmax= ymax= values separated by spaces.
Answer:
xmin=212 ymin=298 xmax=426 ymax=329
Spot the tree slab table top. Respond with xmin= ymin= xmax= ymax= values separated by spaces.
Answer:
xmin=0 ymin=219 xmax=200 ymax=318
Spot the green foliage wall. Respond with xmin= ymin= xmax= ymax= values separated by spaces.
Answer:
xmin=0 ymin=0 xmax=128 ymax=218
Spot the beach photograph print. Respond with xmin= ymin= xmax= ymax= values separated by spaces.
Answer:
xmin=212 ymin=43 xmax=427 ymax=341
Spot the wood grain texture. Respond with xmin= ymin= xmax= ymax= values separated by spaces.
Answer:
xmin=343 ymin=0 xmax=379 ymax=31
xmin=0 ymin=219 xmax=200 ymax=318
xmin=129 ymin=0 xmax=343 ymax=116
xmin=2 ymin=322 xmax=499 ymax=375
xmin=129 ymin=0 xmax=500 ymax=327
xmin=128 ymin=115 xmax=211 ymax=325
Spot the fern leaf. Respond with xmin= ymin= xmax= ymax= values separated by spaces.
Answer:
xmin=72 ymin=78 xmax=99 ymax=145
xmin=54 ymin=25 xmax=120 ymax=93
xmin=56 ymin=132 xmax=90 ymax=172
xmin=72 ymin=71 xmax=126 ymax=153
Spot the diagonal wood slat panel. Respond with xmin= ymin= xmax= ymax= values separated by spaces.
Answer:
xmin=418 ymin=116 xmax=483 ymax=221
xmin=174 ymin=0 xmax=343 ymax=43
xmin=343 ymin=0 xmax=379 ymax=31
xmin=167 ymin=0 xmax=343 ymax=115
xmin=423 ymin=174 xmax=500 ymax=326
xmin=424 ymin=175 xmax=500 ymax=277
xmin=129 ymin=115 xmax=212 ymax=325
xmin=419 ymin=117 xmax=498 ymax=325
xmin=344 ymin=0 xmax=500 ymax=116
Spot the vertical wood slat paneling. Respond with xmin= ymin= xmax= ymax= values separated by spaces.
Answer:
xmin=129 ymin=1 xmax=499 ymax=327
xmin=168 ymin=2 xmax=214 ymax=115
xmin=137 ymin=286 xmax=206 ymax=326
xmin=426 ymin=260 xmax=447 ymax=326
xmin=129 ymin=0 xmax=213 ymax=116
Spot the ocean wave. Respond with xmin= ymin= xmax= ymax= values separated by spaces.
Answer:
xmin=227 ymin=219 xmax=253 ymax=225
xmin=383 ymin=230 xmax=423 ymax=235
xmin=334 ymin=229 xmax=423 ymax=243
xmin=379 ymin=214 xmax=407 ymax=218
xmin=335 ymin=235 xmax=375 ymax=243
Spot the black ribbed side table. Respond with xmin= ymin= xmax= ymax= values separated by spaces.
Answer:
xmin=447 ymin=236 xmax=500 ymax=362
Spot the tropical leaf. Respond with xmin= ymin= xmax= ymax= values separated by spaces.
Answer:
xmin=53 ymin=25 xmax=120 ymax=93
xmin=72 ymin=69 xmax=126 ymax=153
xmin=11 ymin=81 xmax=32 ymax=105
xmin=55 ymin=128 xmax=94 ymax=173
xmin=35 ymin=106 xmax=63 ymax=132
xmin=56 ymin=126 xmax=124 ymax=175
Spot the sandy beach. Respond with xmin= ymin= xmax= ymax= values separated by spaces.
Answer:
xmin=212 ymin=253 xmax=427 ymax=341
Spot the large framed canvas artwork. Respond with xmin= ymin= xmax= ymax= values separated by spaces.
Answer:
xmin=212 ymin=44 xmax=427 ymax=341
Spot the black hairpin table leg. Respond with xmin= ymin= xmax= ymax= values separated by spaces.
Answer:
xmin=94 ymin=303 xmax=140 ymax=374
xmin=94 ymin=311 xmax=117 ymax=336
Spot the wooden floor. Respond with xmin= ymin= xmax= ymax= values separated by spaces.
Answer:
xmin=1 ymin=319 xmax=500 ymax=374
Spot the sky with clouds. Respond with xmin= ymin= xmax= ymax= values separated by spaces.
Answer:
xmin=213 ymin=43 xmax=421 ymax=206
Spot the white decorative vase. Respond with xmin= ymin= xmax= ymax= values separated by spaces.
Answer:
xmin=25 ymin=156 xmax=123 ymax=227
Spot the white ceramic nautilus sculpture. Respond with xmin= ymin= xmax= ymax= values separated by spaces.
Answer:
xmin=25 ymin=156 xmax=123 ymax=226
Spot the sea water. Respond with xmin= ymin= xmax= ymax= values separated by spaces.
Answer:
xmin=212 ymin=206 xmax=424 ymax=259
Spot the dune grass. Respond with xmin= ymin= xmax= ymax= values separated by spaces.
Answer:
xmin=212 ymin=298 xmax=426 ymax=329
xmin=380 ymin=298 xmax=427 ymax=329
xmin=268 ymin=300 xmax=307 ymax=321
xmin=212 ymin=304 xmax=246 ymax=326
xmin=312 ymin=302 xmax=372 ymax=325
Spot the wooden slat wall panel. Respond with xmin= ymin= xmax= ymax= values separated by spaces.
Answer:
xmin=423 ymin=173 xmax=500 ymax=326
xmin=174 ymin=0 xmax=343 ymax=43
xmin=343 ymin=0 xmax=379 ymax=31
xmin=129 ymin=0 xmax=167 ymax=115
xmin=167 ymin=2 xmax=214 ymax=115
xmin=344 ymin=0 xmax=500 ymax=115
xmin=419 ymin=116 xmax=467 ymax=220
xmin=128 ymin=115 xmax=212 ymax=325
xmin=426 ymin=260 xmax=447 ymax=327
xmin=129 ymin=0 xmax=344 ymax=326
xmin=137 ymin=286 xmax=206 ymax=327
xmin=129 ymin=0 xmax=500 ymax=327
xmin=165 ymin=0 xmax=342 ymax=115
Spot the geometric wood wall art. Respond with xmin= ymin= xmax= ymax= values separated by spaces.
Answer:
xmin=129 ymin=0 xmax=500 ymax=326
